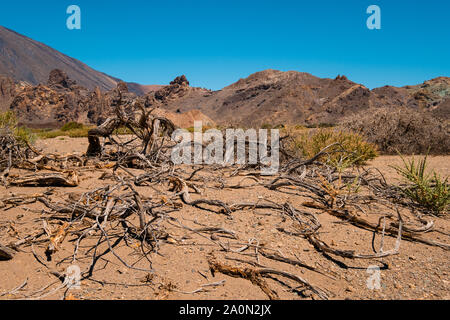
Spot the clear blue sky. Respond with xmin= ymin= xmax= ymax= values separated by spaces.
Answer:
xmin=1 ymin=0 xmax=449 ymax=90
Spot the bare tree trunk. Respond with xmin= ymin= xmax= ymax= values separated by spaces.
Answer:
xmin=86 ymin=118 xmax=121 ymax=156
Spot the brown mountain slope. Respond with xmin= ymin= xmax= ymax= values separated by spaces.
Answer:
xmin=0 ymin=26 xmax=168 ymax=96
xmin=0 ymin=26 xmax=120 ymax=92
xmin=146 ymin=70 xmax=371 ymax=126
xmin=2 ymin=26 xmax=448 ymax=127
xmin=146 ymin=70 xmax=449 ymax=126
xmin=126 ymin=83 xmax=165 ymax=96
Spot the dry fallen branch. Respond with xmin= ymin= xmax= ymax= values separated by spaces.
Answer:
xmin=0 ymin=279 xmax=28 ymax=297
xmin=208 ymin=256 xmax=279 ymax=300
xmin=9 ymin=172 xmax=79 ymax=187
xmin=324 ymin=206 xmax=449 ymax=250
xmin=208 ymin=255 xmax=328 ymax=300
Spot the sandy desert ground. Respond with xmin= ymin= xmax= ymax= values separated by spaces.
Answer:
xmin=0 ymin=137 xmax=448 ymax=300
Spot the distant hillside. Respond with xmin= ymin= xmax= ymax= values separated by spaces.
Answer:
xmin=126 ymin=83 xmax=165 ymax=96
xmin=145 ymin=70 xmax=450 ymax=126
xmin=0 ymin=26 xmax=121 ymax=91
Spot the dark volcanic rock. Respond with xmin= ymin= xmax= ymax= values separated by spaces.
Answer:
xmin=170 ymin=75 xmax=189 ymax=86
xmin=116 ymin=81 xmax=129 ymax=93
xmin=47 ymin=69 xmax=77 ymax=90
xmin=145 ymin=75 xmax=204 ymax=107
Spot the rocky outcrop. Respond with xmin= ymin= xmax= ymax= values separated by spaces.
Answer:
xmin=148 ymin=70 xmax=372 ymax=126
xmin=8 ymin=70 xmax=134 ymax=127
xmin=170 ymin=75 xmax=189 ymax=86
xmin=145 ymin=75 xmax=209 ymax=107
xmin=7 ymin=71 xmax=214 ymax=129
xmin=432 ymin=97 xmax=450 ymax=120
xmin=47 ymin=69 xmax=78 ymax=90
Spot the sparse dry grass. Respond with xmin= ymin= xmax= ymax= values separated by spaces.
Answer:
xmin=33 ymin=126 xmax=92 ymax=139
xmin=33 ymin=122 xmax=134 ymax=139
xmin=282 ymin=126 xmax=378 ymax=169
xmin=0 ymin=111 xmax=36 ymax=145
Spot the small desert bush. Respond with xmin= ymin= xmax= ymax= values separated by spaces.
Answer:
xmin=392 ymin=155 xmax=449 ymax=214
xmin=36 ymin=123 xmax=137 ymax=139
xmin=35 ymin=123 xmax=92 ymax=139
xmin=283 ymin=126 xmax=378 ymax=169
xmin=344 ymin=108 xmax=450 ymax=155
xmin=61 ymin=122 xmax=84 ymax=132
xmin=0 ymin=111 xmax=36 ymax=145
xmin=305 ymin=123 xmax=335 ymax=129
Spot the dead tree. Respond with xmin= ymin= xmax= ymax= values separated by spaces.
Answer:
xmin=86 ymin=90 xmax=176 ymax=157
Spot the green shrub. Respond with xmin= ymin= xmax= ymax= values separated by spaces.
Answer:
xmin=392 ymin=155 xmax=449 ymax=214
xmin=35 ymin=122 xmax=95 ymax=139
xmin=65 ymin=127 xmax=92 ymax=138
xmin=61 ymin=122 xmax=84 ymax=132
xmin=0 ymin=111 xmax=36 ymax=145
xmin=36 ymin=127 xmax=92 ymax=139
xmin=0 ymin=110 xmax=17 ymax=129
xmin=14 ymin=126 xmax=36 ymax=145
xmin=36 ymin=123 xmax=134 ymax=139
xmin=35 ymin=130 xmax=65 ymax=139
xmin=284 ymin=127 xmax=378 ymax=169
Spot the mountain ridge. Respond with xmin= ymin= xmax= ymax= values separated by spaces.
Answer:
xmin=0 ymin=26 xmax=448 ymax=128
xmin=145 ymin=70 xmax=449 ymax=126
xmin=0 ymin=25 xmax=159 ymax=95
xmin=0 ymin=26 xmax=122 ymax=91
